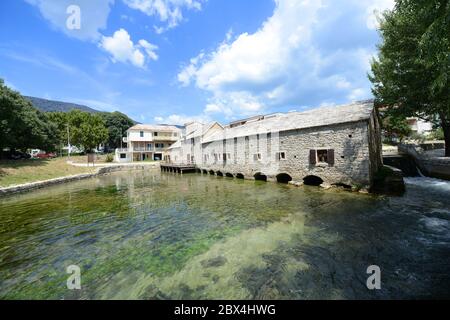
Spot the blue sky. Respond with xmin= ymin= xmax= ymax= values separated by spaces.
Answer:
xmin=0 ymin=0 xmax=394 ymax=124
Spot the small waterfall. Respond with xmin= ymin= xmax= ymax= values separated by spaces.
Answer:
xmin=416 ymin=166 xmax=425 ymax=177
xmin=404 ymin=175 xmax=450 ymax=193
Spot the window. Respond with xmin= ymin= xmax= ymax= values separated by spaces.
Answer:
xmin=120 ymin=153 xmax=126 ymax=159
xmin=276 ymin=152 xmax=286 ymax=160
xmin=317 ymin=149 xmax=328 ymax=163
xmin=155 ymin=143 xmax=164 ymax=148
xmin=140 ymin=131 xmax=144 ymax=137
xmin=174 ymin=133 xmax=178 ymax=137
xmin=147 ymin=143 xmax=152 ymax=150
xmin=154 ymin=132 xmax=158 ymax=136
xmin=309 ymin=149 xmax=335 ymax=166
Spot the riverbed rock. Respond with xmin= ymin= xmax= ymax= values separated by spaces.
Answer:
xmin=320 ymin=182 xmax=332 ymax=190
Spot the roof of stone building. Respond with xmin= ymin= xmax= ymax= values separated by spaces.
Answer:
xmin=202 ymin=100 xmax=374 ymax=143
xmin=127 ymin=124 xmax=181 ymax=132
xmin=185 ymin=122 xmax=224 ymax=139
xmin=168 ymin=139 xmax=181 ymax=150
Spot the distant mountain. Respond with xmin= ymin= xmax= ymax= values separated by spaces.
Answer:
xmin=25 ymin=96 xmax=99 ymax=113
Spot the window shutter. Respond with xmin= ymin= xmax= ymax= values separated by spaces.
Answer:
xmin=328 ymin=149 xmax=335 ymax=166
xmin=309 ymin=149 xmax=316 ymax=165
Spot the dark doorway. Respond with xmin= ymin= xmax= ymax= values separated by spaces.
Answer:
xmin=276 ymin=173 xmax=292 ymax=184
xmin=303 ymin=175 xmax=324 ymax=186
xmin=254 ymin=172 xmax=267 ymax=182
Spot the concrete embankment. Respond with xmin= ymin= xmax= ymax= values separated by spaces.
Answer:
xmin=399 ymin=143 xmax=450 ymax=180
xmin=0 ymin=163 xmax=159 ymax=197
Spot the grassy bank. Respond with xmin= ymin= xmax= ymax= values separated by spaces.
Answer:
xmin=0 ymin=157 xmax=96 ymax=187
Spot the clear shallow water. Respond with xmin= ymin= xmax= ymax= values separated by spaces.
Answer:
xmin=0 ymin=170 xmax=449 ymax=299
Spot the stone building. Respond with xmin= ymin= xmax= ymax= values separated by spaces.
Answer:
xmin=167 ymin=100 xmax=382 ymax=189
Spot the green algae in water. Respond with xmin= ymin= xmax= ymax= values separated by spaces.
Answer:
xmin=1 ymin=171 xmax=450 ymax=299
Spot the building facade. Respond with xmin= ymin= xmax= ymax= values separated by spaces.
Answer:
xmin=406 ymin=117 xmax=433 ymax=136
xmin=115 ymin=124 xmax=182 ymax=162
xmin=167 ymin=101 xmax=382 ymax=189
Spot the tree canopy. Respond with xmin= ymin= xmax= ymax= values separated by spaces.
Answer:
xmin=100 ymin=111 xmax=135 ymax=150
xmin=0 ymin=79 xmax=58 ymax=156
xmin=67 ymin=110 xmax=109 ymax=153
xmin=370 ymin=0 xmax=450 ymax=155
xmin=0 ymin=79 xmax=127 ymax=157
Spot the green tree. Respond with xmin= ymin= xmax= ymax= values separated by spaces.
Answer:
xmin=67 ymin=110 xmax=108 ymax=153
xmin=370 ymin=0 xmax=450 ymax=156
xmin=0 ymin=79 xmax=58 ymax=157
xmin=382 ymin=114 xmax=412 ymax=142
xmin=100 ymin=111 xmax=135 ymax=150
xmin=47 ymin=111 xmax=69 ymax=153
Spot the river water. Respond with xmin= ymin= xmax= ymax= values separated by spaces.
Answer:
xmin=0 ymin=170 xmax=449 ymax=299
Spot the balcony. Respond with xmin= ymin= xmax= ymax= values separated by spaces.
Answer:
xmin=152 ymin=135 xmax=179 ymax=142
xmin=133 ymin=147 xmax=154 ymax=152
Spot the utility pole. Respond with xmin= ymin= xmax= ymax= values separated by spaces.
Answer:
xmin=120 ymin=127 xmax=123 ymax=150
xmin=67 ymin=124 xmax=71 ymax=161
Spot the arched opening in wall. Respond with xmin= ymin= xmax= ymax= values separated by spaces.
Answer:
xmin=332 ymin=182 xmax=352 ymax=190
xmin=209 ymin=170 xmax=215 ymax=175
xmin=276 ymin=173 xmax=292 ymax=184
xmin=225 ymin=173 xmax=234 ymax=178
xmin=254 ymin=172 xmax=267 ymax=182
xmin=236 ymin=173 xmax=245 ymax=179
xmin=202 ymin=169 xmax=208 ymax=174
xmin=303 ymin=175 xmax=324 ymax=186
xmin=216 ymin=171 xmax=224 ymax=177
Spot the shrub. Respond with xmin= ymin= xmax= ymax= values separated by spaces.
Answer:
xmin=429 ymin=128 xmax=444 ymax=141
xmin=105 ymin=154 xmax=114 ymax=163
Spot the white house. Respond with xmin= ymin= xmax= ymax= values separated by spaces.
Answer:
xmin=406 ymin=117 xmax=433 ymax=136
xmin=115 ymin=124 xmax=182 ymax=162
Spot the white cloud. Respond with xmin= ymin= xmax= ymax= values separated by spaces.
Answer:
xmin=100 ymin=29 xmax=158 ymax=68
xmin=123 ymin=0 xmax=205 ymax=33
xmin=138 ymin=39 xmax=159 ymax=61
xmin=178 ymin=0 xmax=395 ymax=118
xmin=366 ymin=0 xmax=395 ymax=30
xmin=154 ymin=113 xmax=211 ymax=125
xmin=25 ymin=0 xmax=114 ymax=41
xmin=204 ymin=103 xmax=221 ymax=114
xmin=348 ymin=88 xmax=368 ymax=101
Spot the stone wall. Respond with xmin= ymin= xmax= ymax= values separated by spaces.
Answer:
xmin=198 ymin=120 xmax=373 ymax=187
xmin=399 ymin=143 xmax=450 ymax=180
